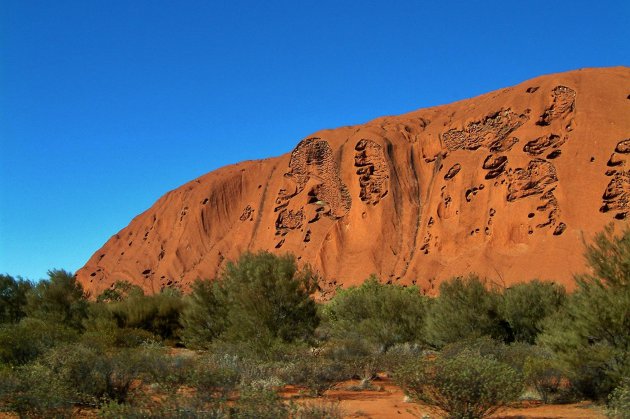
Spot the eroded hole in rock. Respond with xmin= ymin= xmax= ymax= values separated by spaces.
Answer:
xmin=483 ymin=155 xmax=508 ymax=170
xmin=537 ymin=86 xmax=576 ymax=126
xmin=523 ymin=134 xmax=566 ymax=156
xmin=590 ymin=157 xmax=595 ymax=162
xmin=507 ymin=159 xmax=558 ymax=202
xmin=142 ymin=269 xmax=152 ymax=275
xmin=615 ymin=139 xmax=630 ymax=154
xmin=240 ymin=205 xmax=254 ymax=221
xmin=526 ymin=86 xmax=539 ymax=93
xmin=553 ymin=222 xmax=567 ymax=236
xmin=547 ymin=150 xmax=562 ymax=159
xmin=444 ymin=163 xmax=462 ymax=180
xmin=607 ymin=153 xmax=624 ymax=167
xmin=489 ymin=135 xmax=519 ymax=153
xmin=528 ymin=213 xmax=535 ymax=218
xmin=600 ymin=171 xmax=629 ymax=215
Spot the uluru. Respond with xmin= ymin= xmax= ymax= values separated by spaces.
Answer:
xmin=77 ymin=67 xmax=630 ymax=297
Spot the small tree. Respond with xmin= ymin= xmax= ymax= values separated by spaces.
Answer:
xmin=25 ymin=269 xmax=88 ymax=331
xmin=0 ymin=274 xmax=32 ymax=324
xmin=607 ymin=379 xmax=630 ymax=419
xmin=539 ymin=224 xmax=630 ymax=400
xmin=220 ymin=251 xmax=320 ymax=347
xmin=107 ymin=289 xmax=185 ymax=341
xmin=96 ymin=280 xmax=143 ymax=303
xmin=395 ymin=350 xmax=523 ymax=419
xmin=424 ymin=275 xmax=507 ymax=347
xmin=322 ymin=276 xmax=427 ymax=352
xmin=180 ymin=279 xmax=228 ymax=349
xmin=499 ymin=280 xmax=566 ymax=344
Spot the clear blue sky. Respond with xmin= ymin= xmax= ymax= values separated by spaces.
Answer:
xmin=1 ymin=1 xmax=628 ymax=280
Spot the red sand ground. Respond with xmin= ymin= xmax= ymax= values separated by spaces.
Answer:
xmin=78 ymin=67 xmax=630 ymax=297
xmin=0 ymin=377 xmax=607 ymax=419
xmin=318 ymin=377 xmax=605 ymax=418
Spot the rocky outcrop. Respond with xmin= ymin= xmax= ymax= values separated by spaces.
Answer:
xmin=78 ymin=67 xmax=630 ymax=297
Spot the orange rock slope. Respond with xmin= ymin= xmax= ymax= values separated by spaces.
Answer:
xmin=78 ymin=67 xmax=630 ymax=297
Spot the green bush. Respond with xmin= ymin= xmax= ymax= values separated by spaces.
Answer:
xmin=220 ymin=251 xmax=320 ymax=347
xmin=499 ymin=280 xmax=566 ymax=344
xmin=107 ymin=289 xmax=185 ymax=342
xmin=96 ymin=280 xmax=144 ymax=303
xmin=180 ymin=279 xmax=228 ymax=349
xmin=395 ymin=349 xmax=524 ymax=419
xmin=292 ymin=400 xmax=343 ymax=419
xmin=322 ymin=276 xmax=427 ymax=352
xmin=0 ymin=318 xmax=79 ymax=365
xmin=0 ymin=274 xmax=32 ymax=324
xmin=229 ymin=384 xmax=289 ymax=419
xmin=523 ymin=353 xmax=564 ymax=404
xmin=25 ymin=269 xmax=89 ymax=331
xmin=281 ymin=355 xmax=351 ymax=396
xmin=539 ymin=225 xmax=630 ymax=400
xmin=607 ymin=379 xmax=630 ymax=419
xmin=0 ymin=362 xmax=74 ymax=417
xmin=424 ymin=275 xmax=507 ymax=347
xmin=40 ymin=343 xmax=166 ymax=405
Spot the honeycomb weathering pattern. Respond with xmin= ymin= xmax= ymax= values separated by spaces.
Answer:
xmin=354 ymin=139 xmax=390 ymax=205
xmin=77 ymin=67 xmax=630 ymax=297
xmin=441 ymin=108 xmax=529 ymax=151
xmin=601 ymin=139 xmax=630 ymax=219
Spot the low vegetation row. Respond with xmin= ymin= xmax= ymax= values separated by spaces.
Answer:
xmin=0 ymin=225 xmax=628 ymax=418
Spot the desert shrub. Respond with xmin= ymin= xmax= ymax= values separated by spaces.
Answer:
xmin=424 ymin=275 xmax=508 ymax=347
xmin=378 ymin=343 xmax=426 ymax=375
xmin=0 ymin=362 xmax=73 ymax=417
xmin=523 ymin=353 xmax=565 ymax=404
xmin=96 ymin=280 xmax=143 ymax=303
xmin=180 ymin=279 xmax=228 ymax=349
xmin=539 ymin=225 xmax=630 ymax=400
xmin=229 ymin=384 xmax=289 ymax=418
xmin=395 ymin=349 xmax=524 ymax=419
xmin=219 ymin=251 xmax=320 ymax=347
xmin=0 ymin=318 xmax=78 ymax=365
xmin=322 ymin=276 xmax=427 ymax=352
xmin=107 ymin=288 xmax=185 ymax=341
xmin=439 ymin=337 xmax=550 ymax=382
xmin=25 ymin=269 xmax=89 ymax=330
xmin=281 ymin=354 xmax=352 ymax=396
xmin=607 ymin=379 xmax=630 ymax=419
xmin=99 ymin=397 xmax=228 ymax=419
xmin=499 ymin=280 xmax=566 ymax=344
xmin=83 ymin=302 xmax=159 ymax=349
xmin=42 ymin=343 xmax=165 ymax=405
xmin=292 ymin=400 xmax=343 ymax=419
xmin=187 ymin=359 xmax=240 ymax=400
xmin=97 ymin=352 xmax=234 ymax=418
xmin=0 ymin=274 xmax=32 ymax=324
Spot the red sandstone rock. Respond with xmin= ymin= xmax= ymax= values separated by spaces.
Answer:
xmin=77 ymin=67 xmax=630 ymax=297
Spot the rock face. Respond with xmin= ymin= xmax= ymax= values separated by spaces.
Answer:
xmin=78 ymin=67 xmax=630 ymax=297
